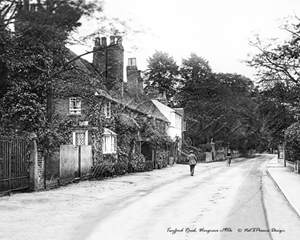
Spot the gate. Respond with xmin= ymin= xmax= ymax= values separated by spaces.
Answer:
xmin=59 ymin=145 xmax=92 ymax=185
xmin=0 ymin=138 xmax=29 ymax=195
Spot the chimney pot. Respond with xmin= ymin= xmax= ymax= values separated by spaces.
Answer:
xmin=116 ymin=36 xmax=122 ymax=45
xmin=110 ymin=36 xmax=116 ymax=45
xmin=128 ymin=58 xmax=137 ymax=66
xmin=30 ymin=4 xmax=36 ymax=12
xmin=95 ymin=37 xmax=100 ymax=47
xmin=101 ymin=37 xmax=107 ymax=47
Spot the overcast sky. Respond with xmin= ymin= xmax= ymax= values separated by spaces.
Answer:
xmin=73 ymin=0 xmax=300 ymax=80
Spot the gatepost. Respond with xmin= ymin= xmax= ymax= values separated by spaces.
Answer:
xmin=211 ymin=139 xmax=216 ymax=161
xmin=28 ymin=133 xmax=38 ymax=192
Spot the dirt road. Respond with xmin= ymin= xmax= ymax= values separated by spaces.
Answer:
xmin=1 ymin=154 xmax=299 ymax=240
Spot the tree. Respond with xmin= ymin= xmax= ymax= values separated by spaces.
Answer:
xmin=178 ymin=53 xmax=213 ymax=106
xmin=177 ymin=53 xmax=219 ymax=145
xmin=256 ymin=82 xmax=296 ymax=149
xmin=247 ymin=16 xmax=300 ymax=104
xmin=0 ymin=0 xmax=102 ymax=143
xmin=175 ymin=53 xmax=259 ymax=151
xmin=247 ymin=16 xmax=300 ymax=148
xmin=143 ymin=50 xmax=179 ymax=106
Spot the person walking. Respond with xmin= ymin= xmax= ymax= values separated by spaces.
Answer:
xmin=187 ymin=150 xmax=197 ymax=176
xmin=227 ymin=151 xmax=232 ymax=166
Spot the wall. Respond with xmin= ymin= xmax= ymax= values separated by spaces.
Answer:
xmin=37 ymin=151 xmax=60 ymax=190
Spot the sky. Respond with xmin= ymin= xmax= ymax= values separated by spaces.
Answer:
xmin=72 ymin=0 xmax=300 ymax=81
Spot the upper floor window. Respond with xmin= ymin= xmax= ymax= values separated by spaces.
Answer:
xmin=104 ymin=102 xmax=111 ymax=118
xmin=69 ymin=97 xmax=81 ymax=115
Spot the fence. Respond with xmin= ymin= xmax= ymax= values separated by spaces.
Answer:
xmin=0 ymin=137 xmax=30 ymax=195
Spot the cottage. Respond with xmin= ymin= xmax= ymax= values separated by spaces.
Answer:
xmin=37 ymin=35 xmax=184 ymax=188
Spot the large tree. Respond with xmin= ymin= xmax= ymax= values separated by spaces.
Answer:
xmin=177 ymin=53 xmax=219 ymax=145
xmin=247 ymin=16 xmax=300 ymax=147
xmin=143 ymin=50 xmax=179 ymax=106
xmin=175 ymin=53 xmax=259 ymax=151
xmin=0 ymin=0 xmax=102 ymax=141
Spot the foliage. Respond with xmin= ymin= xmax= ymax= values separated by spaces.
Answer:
xmin=131 ymin=153 xmax=146 ymax=172
xmin=115 ymin=112 xmax=140 ymax=133
xmin=285 ymin=122 xmax=300 ymax=162
xmin=175 ymin=53 xmax=260 ymax=151
xmin=156 ymin=150 xmax=169 ymax=169
xmin=256 ymin=87 xmax=295 ymax=146
xmin=0 ymin=0 xmax=103 ymax=151
xmin=114 ymin=111 xmax=140 ymax=164
xmin=247 ymin=17 xmax=300 ymax=91
xmin=246 ymin=16 xmax=300 ymax=148
xmin=143 ymin=51 xmax=179 ymax=106
xmin=141 ymin=121 xmax=173 ymax=149
xmin=91 ymin=152 xmax=152 ymax=179
xmin=113 ymin=162 xmax=128 ymax=175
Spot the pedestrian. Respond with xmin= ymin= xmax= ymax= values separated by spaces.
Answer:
xmin=227 ymin=151 xmax=232 ymax=166
xmin=187 ymin=150 xmax=197 ymax=176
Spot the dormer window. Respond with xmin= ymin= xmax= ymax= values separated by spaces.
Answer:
xmin=104 ymin=102 xmax=111 ymax=118
xmin=69 ymin=97 xmax=81 ymax=115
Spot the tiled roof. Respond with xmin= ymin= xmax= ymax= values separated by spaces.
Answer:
xmin=96 ymin=87 xmax=170 ymax=123
xmin=67 ymin=48 xmax=170 ymax=123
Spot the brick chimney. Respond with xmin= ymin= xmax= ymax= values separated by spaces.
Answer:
xmin=93 ymin=36 xmax=124 ymax=89
xmin=126 ymin=58 xmax=143 ymax=97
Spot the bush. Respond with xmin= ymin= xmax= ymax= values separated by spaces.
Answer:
xmin=144 ymin=161 xmax=154 ymax=171
xmin=285 ymin=122 xmax=300 ymax=162
xmin=132 ymin=153 xmax=147 ymax=172
xmin=113 ymin=162 xmax=128 ymax=175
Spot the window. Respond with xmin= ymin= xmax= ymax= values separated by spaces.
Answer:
xmin=69 ymin=97 xmax=81 ymax=115
xmin=103 ymin=128 xmax=117 ymax=154
xmin=175 ymin=114 xmax=182 ymax=130
xmin=72 ymin=130 xmax=88 ymax=146
xmin=103 ymin=102 xmax=111 ymax=118
xmin=183 ymin=121 xmax=186 ymax=132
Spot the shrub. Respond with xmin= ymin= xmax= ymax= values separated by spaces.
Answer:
xmin=145 ymin=161 xmax=154 ymax=171
xmin=133 ymin=153 xmax=147 ymax=172
xmin=285 ymin=122 xmax=300 ymax=162
xmin=113 ymin=162 xmax=128 ymax=175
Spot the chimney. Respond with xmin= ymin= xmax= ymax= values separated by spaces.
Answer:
xmin=24 ymin=0 xmax=30 ymax=11
xmin=127 ymin=58 xmax=143 ymax=97
xmin=101 ymin=37 xmax=107 ymax=47
xmin=93 ymin=37 xmax=106 ymax=76
xmin=158 ymin=90 xmax=168 ymax=105
xmin=93 ymin=36 xmax=124 ymax=90
xmin=30 ymin=4 xmax=36 ymax=12
xmin=116 ymin=36 xmax=122 ymax=46
xmin=109 ymin=36 xmax=115 ymax=45
xmin=94 ymin=37 xmax=100 ymax=47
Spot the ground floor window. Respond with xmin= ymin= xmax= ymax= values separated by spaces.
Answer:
xmin=103 ymin=128 xmax=117 ymax=154
xmin=72 ymin=130 xmax=88 ymax=146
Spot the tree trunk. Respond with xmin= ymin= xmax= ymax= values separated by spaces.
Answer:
xmin=47 ymin=82 xmax=53 ymax=124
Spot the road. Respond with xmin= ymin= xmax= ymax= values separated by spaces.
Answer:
xmin=1 ymin=154 xmax=300 ymax=240
xmin=67 ymin=154 xmax=300 ymax=240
